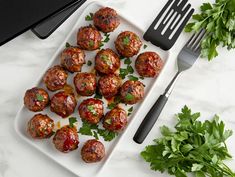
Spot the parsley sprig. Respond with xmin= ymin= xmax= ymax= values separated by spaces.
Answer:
xmin=79 ymin=121 xmax=118 ymax=141
xmin=85 ymin=13 xmax=93 ymax=21
xmin=185 ymin=0 xmax=235 ymax=60
xmin=141 ymin=106 xmax=235 ymax=177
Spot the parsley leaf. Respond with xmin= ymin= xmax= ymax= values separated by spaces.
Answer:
xmin=123 ymin=36 xmax=130 ymax=45
xmin=97 ymin=129 xmax=118 ymax=141
xmin=78 ymin=121 xmax=98 ymax=136
xmin=85 ymin=13 xmax=93 ymax=21
xmin=128 ymin=75 xmax=138 ymax=81
xmin=87 ymin=105 xmax=97 ymax=116
xmin=125 ymin=93 xmax=134 ymax=101
xmin=124 ymin=58 xmax=131 ymax=65
xmin=185 ymin=0 xmax=235 ymax=60
xmin=36 ymin=93 xmax=44 ymax=101
xmin=143 ymin=44 xmax=148 ymax=49
xmin=65 ymin=42 xmax=72 ymax=48
xmin=141 ymin=105 xmax=235 ymax=177
xmin=87 ymin=60 xmax=92 ymax=66
xmin=69 ymin=117 xmax=77 ymax=128
xmin=78 ymin=120 xmax=118 ymax=141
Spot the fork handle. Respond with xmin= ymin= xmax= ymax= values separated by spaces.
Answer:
xmin=133 ymin=94 xmax=168 ymax=144
xmin=133 ymin=72 xmax=181 ymax=144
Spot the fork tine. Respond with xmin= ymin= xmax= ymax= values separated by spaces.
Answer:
xmin=194 ymin=30 xmax=206 ymax=51
xmin=187 ymin=29 xmax=205 ymax=49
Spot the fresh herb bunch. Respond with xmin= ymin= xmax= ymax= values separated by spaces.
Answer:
xmin=141 ymin=106 xmax=235 ymax=177
xmin=185 ymin=0 xmax=235 ymax=60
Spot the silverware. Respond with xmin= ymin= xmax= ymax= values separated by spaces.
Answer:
xmin=144 ymin=0 xmax=194 ymax=50
xmin=133 ymin=29 xmax=206 ymax=144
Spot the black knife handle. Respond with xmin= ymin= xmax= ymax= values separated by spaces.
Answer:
xmin=133 ymin=94 xmax=168 ymax=144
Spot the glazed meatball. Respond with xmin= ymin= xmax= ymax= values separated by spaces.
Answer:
xmin=77 ymin=26 xmax=102 ymax=51
xmin=135 ymin=52 xmax=163 ymax=77
xmin=74 ymin=72 xmax=96 ymax=96
xmin=95 ymin=48 xmax=120 ymax=74
xmin=43 ymin=65 xmax=68 ymax=91
xmin=24 ymin=87 xmax=49 ymax=112
xmin=81 ymin=139 xmax=105 ymax=163
xmin=98 ymin=74 xmax=122 ymax=98
xmin=78 ymin=98 xmax=104 ymax=124
xmin=50 ymin=91 xmax=77 ymax=118
xmin=60 ymin=47 xmax=85 ymax=72
xmin=120 ymin=80 xmax=144 ymax=105
xmin=53 ymin=125 xmax=79 ymax=153
xmin=93 ymin=7 xmax=120 ymax=33
xmin=103 ymin=107 xmax=127 ymax=132
xmin=27 ymin=114 xmax=54 ymax=139
xmin=115 ymin=31 xmax=142 ymax=57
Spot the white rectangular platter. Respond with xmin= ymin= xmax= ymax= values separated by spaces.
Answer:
xmin=14 ymin=2 xmax=170 ymax=177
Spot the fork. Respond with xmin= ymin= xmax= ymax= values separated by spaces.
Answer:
xmin=133 ymin=29 xmax=206 ymax=144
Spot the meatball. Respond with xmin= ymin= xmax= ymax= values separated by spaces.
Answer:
xmin=81 ymin=139 xmax=105 ymax=163
xmin=93 ymin=7 xmax=120 ymax=33
xmin=78 ymin=98 xmax=104 ymax=124
xmin=95 ymin=48 xmax=120 ymax=74
xmin=120 ymin=80 xmax=144 ymax=105
xmin=74 ymin=72 xmax=96 ymax=96
xmin=43 ymin=65 xmax=68 ymax=91
xmin=53 ymin=125 xmax=79 ymax=153
xmin=60 ymin=47 xmax=85 ymax=72
xmin=27 ymin=114 xmax=54 ymax=139
xmin=24 ymin=87 xmax=49 ymax=112
xmin=135 ymin=52 xmax=163 ymax=77
xmin=98 ymin=74 xmax=122 ymax=98
xmin=103 ymin=107 xmax=127 ymax=132
xmin=50 ymin=91 xmax=77 ymax=118
xmin=77 ymin=26 xmax=102 ymax=51
xmin=115 ymin=31 xmax=142 ymax=57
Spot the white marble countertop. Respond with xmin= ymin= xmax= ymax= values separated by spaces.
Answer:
xmin=1 ymin=0 xmax=235 ymax=177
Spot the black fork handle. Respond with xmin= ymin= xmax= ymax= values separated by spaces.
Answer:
xmin=133 ymin=95 xmax=168 ymax=144
xmin=133 ymin=72 xmax=180 ymax=144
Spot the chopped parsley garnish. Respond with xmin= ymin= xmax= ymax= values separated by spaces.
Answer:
xmin=97 ymin=129 xmax=118 ymax=141
xmin=93 ymin=131 xmax=99 ymax=140
xmin=87 ymin=105 xmax=97 ymax=115
xmin=128 ymin=75 xmax=138 ymax=81
xmin=69 ymin=117 xmax=77 ymax=128
xmin=128 ymin=106 xmax=133 ymax=116
xmin=78 ymin=120 xmax=118 ymax=141
xmin=123 ymin=36 xmax=130 ymax=45
xmin=89 ymin=40 xmax=94 ymax=47
xmin=81 ymin=82 xmax=87 ymax=88
xmin=87 ymin=60 xmax=92 ymax=66
xmin=99 ymin=33 xmax=110 ymax=49
xmin=127 ymin=65 xmax=134 ymax=74
xmin=78 ymin=121 xmax=98 ymax=136
xmin=107 ymin=95 xmax=121 ymax=109
xmin=85 ymin=13 xmax=93 ymax=21
xmin=139 ymin=76 xmax=145 ymax=80
xmin=125 ymin=93 xmax=134 ymax=101
xmin=65 ymin=42 xmax=72 ymax=48
xmin=143 ymin=44 xmax=148 ymax=49
xmin=101 ymin=54 xmax=112 ymax=65
xmin=124 ymin=58 xmax=131 ymax=65
xmin=120 ymin=56 xmax=126 ymax=60
xmin=105 ymin=118 xmax=112 ymax=125
xmin=103 ymin=33 xmax=110 ymax=43
xmin=107 ymin=102 xmax=116 ymax=109
xmin=119 ymin=68 xmax=129 ymax=79
xmin=36 ymin=93 xmax=44 ymax=101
